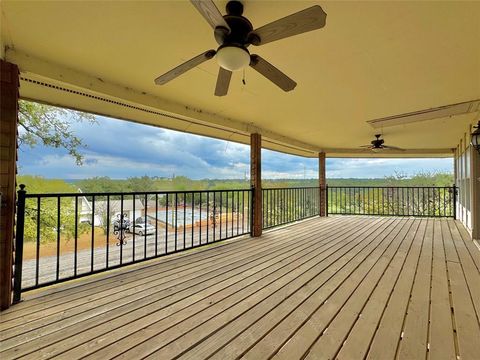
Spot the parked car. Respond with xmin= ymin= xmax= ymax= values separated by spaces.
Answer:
xmin=129 ymin=223 xmax=155 ymax=236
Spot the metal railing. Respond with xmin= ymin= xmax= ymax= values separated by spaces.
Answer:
xmin=327 ymin=186 xmax=457 ymax=218
xmin=12 ymin=183 xmax=457 ymax=301
xmin=262 ymin=187 xmax=321 ymax=229
xmin=13 ymin=186 xmax=252 ymax=299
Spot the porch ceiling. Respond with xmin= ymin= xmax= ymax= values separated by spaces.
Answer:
xmin=1 ymin=1 xmax=479 ymax=158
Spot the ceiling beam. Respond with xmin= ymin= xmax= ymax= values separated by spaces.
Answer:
xmin=6 ymin=49 xmax=455 ymax=159
xmin=367 ymin=99 xmax=480 ymax=129
xmin=6 ymin=49 xmax=322 ymax=154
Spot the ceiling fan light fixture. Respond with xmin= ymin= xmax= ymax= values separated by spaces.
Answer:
xmin=216 ymin=45 xmax=250 ymax=71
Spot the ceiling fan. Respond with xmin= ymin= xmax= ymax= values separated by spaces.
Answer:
xmin=360 ymin=134 xmax=405 ymax=152
xmin=154 ymin=0 xmax=327 ymax=96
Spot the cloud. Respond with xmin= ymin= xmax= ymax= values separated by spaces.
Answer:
xmin=18 ymin=115 xmax=453 ymax=180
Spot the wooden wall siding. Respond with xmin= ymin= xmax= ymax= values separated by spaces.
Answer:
xmin=250 ymin=133 xmax=262 ymax=237
xmin=318 ymin=152 xmax=326 ymax=217
xmin=0 ymin=60 xmax=19 ymax=310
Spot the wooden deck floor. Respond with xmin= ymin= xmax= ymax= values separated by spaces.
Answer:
xmin=1 ymin=216 xmax=480 ymax=360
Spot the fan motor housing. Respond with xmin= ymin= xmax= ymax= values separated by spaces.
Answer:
xmin=214 ymin=1 xmax=254 ymax=46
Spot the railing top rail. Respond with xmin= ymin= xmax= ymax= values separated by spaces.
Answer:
xmin=24 ymin=188 xmax=252 ymax=198
xmin=262 ymin=186 xmax=321 ymax=190
xmin=327 ymin=185 xmax=455 ymax=189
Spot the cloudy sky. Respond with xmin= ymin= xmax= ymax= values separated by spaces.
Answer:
xmin=18 ymin=115 xmax=453 ymax=180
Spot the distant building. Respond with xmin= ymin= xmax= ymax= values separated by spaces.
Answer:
xmin=79 ymin=197 xmax=145 ymax=226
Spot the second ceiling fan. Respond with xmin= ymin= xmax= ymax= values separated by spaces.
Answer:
xmin=155 ymin=0 xmax=327 ymax=96
xmin=360 ymin=134 xmax=405 ymax=153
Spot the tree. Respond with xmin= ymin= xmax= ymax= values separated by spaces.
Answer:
xmin=18 ymin=176 xmax=89 ymax=243
xmin=18 ymin=100 xmax=96 ymax=165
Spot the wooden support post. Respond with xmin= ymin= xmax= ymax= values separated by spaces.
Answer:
xmin=319 ymin=152 xmax=326 ymax=216
xmin=250 ymin=133 xmax=262 ymax=237
xmin=0 ymin=60 xmax=19 ymax=310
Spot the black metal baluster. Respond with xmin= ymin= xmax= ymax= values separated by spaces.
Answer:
xmin=183 ymin=193 xmax=186 ymax=249
xmin=443 ymin=188 xmax=446 ymax=217
xmin=120 ymin=195 xmax=124 ymax=265
xmin=191 ymin=192 xmax=194 ymax=247
xmin=406 ymin=188 xmax=409 ymax=216
xmin=439 ymin=188 xmax=442 ymax=217
xmin=241 ymin=191 xmax=245 ymax=234
xmin=219 ymin=192 xmax=223 ymax=239
xmin=269 ymin=189 xmax=272 ymax=227
xmin=106 ymin=195 xmax=109 ymax=268
xmin=57 ymin=197 xmax=61 ymax=281
xmin=214 ymin=192 xmax=218 ymax=242
xmin=155 ymin=193 xmax=158 ymax=256
xmin=199 ymin=192 xmax=202 ymax=245
xmin=382 ymin=187 xmax=384 ymax=215
xmin=207 ymin=192 xmax=210 ymax=243
xmin=302 ymin=188 xmax=305 ymax=218
xmin=427 ymin=187 xmax=430 ymax=215
xmin=36 ymin=197 xmax=41 ymax=286
xmin=247 ymin=190 xmax=251 ymax=233
xmin=226 ymin=191 xmax=229 ymax=237
xmin=275 ymin=189 xmax=277 ymax=225
xmin=362 ymin=187 xmax=367 ymax=215
xmin=236 ymin=190 xmax=239 ymax=236
xmin=231 ymin=191 xmax=234 ymax=237
xmin=132 ymin=195 xmax=136 ymax=261
xmin=175 ymin=193 xmax=178 ymax=251
xmin=296 ymin=188 xmax=299 ymax=220
xmin=269 ymin=189 xmax=272 ymax=225
xmin=74 ymin=196 xmax=78 ymax=276
xmin=347 ymin=187 xmax=350 ymax=214
xmin=144 ymin=194 xmax=148 ymax=258
xmin=165 ymin=193 xmax=169 ymax=254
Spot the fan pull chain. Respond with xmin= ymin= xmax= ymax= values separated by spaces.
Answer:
xmin=242 ymin=69 xmax=246 ymax=85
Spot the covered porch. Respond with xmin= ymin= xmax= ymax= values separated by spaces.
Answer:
xmin=1 ymin=216 xmax=479 ymax=359
xmin=1 ymin=1 xmax=480 ymax=358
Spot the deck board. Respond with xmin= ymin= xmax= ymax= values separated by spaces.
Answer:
xmin=1 ymin=216 xmax=479 ymax=360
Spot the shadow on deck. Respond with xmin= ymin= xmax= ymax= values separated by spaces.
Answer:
xmin=1 ymin=216 xmax=479 ymax=359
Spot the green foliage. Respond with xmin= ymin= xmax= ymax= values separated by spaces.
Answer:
xmin=18 ymin=100 xmax=96 ymax=165
xmin=17 ymin=172 xmax=454 ymax=243
xmin=18 ymin=176 xmax=88 ymax=243
xmin=17 ymin=175 xmax=77 ymax=193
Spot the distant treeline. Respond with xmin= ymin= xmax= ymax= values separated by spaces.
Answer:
xmin=17 ymin=171 xmax=453 ymax=194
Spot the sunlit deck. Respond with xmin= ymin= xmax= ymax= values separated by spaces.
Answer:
xmin=1 ymin=216 xmax=479 ymax=360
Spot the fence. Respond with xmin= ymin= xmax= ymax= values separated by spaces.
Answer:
xmin=262 ymin=187 xmax=321 ymax=229
xmin=327 ymin=186 xmax=456 ymax=218
xmin=13 ymin=184 xmax=457 ymax=300
xmin=13 ymin=187 xmax=251 ymax=299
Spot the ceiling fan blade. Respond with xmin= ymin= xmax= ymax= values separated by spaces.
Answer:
xmin=154 ymin=50 xmax=216 ymax=85
xmin=215 ymin=67 xmax=232 ymax=96
xmin=359 ymin=145 xmax=372 ymax=148
xmin=250 ymin=5 xmax=326 ymax=46
xmin=249 ymin=55 xmax=296 ymax=92
xmin=190 ymin=0 xmax=231 ymax=31
xmin=382 ymin=145 xmax=406 ymax=151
